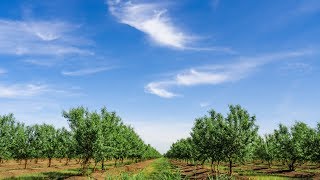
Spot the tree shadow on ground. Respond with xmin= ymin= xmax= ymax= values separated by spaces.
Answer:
xmin=4 ymin=170 xmax=81 ymax=180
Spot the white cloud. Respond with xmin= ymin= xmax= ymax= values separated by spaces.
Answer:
xmin=107 ymin=0 xmax=230 ymax=51
xmin=0 ymin=83 xmax=49 ymax=98
xmin=0 ymin=19 xmax=92 ymax=56
xmin=145 ymin=50 xmax=313 ymax=98
xmin=282 ymin=62 xmax=313 ymax=73
xmin=0 ymin=68 xmax=7 ymax=74
xmin=61 ymin=67 xmax=113 ymax=76
xmin=200 ymin=102 xmax=210 ymax=108
xmin=0 ymin=83 xmax=80 ymax=99
xmin=144 ymin=81 xmax=177 ymax=98
xmin=23 ymin=59 xmax=61 ymax=67
xmin=107 ymin=0 xmax=189 ymax=49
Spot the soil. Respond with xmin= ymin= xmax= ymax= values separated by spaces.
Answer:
xmin=0 ymin=159 xmax=155 ymax=180
xmin=0 ymin=159 xmax=81 ymax=179
xmin=170 ymin=160 xmax=320 ymax=180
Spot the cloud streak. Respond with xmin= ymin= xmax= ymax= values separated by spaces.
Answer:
xmin=145 ymin=50 xmax=313 ymax=98
xmin=61 ymin=67 xmax=113 ymax=76
xmin=0 ymin=83 xmax=49 ymax=98
xmin=107 ymin=0 xmax=230 ymax=52
xmin=0 ymin=83 xmax=81 ymax=99
xmin=0 ymin=19 xmax=92 ymax=56
xmin=0 ymin=68 xmax=7 ymax=74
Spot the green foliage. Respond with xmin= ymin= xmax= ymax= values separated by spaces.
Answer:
xmin=273 ymin=122 xmax=316 ymax=171
xmin=0 ymin=106 xmax=160 ymax=171
xmin=253 ymin=134 xmax=277 ymax=167
xmin=0 ymin=114 xmax=15 ymax=161
xmin=167 ymin=105 xmax=259 ymax=175
xmin=62 ymin=106 xmax=160 ymax=173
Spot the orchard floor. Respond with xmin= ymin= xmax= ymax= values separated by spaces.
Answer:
xmin=170 ymin=160 xmax=320 ymax=179
xmin=0 ymin=159 xmax=155 ymax=179
xmin=1 ymin=159 xmax=320 ymax=179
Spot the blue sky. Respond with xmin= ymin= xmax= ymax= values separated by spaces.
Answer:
xmin=0 ymin=0 xmax=320 ymax=153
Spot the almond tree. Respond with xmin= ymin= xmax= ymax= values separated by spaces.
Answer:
xmin=216 ymin=105 xmax=258 ymax=175
xmin=0 ymin=114 xmax=15 ymax=164
xmin=274 ymin=122 xmax=315 ymax=171
xmin=12 ymin=123 xmax=34 ymax=169
xmin=63 ymin=107 xmax=101 ymax=174
xmin=254 ymin=134 xmax=277 ymax=167
xmin=39 ymin=124 xmax=58 ymax=167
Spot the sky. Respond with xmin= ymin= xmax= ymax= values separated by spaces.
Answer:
xmin=0 ymin=0 xmax=320 ymax=153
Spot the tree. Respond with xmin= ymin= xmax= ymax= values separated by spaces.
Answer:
xmin=62 ymin=107 xmax=101 ymax=174
xmin=56 ymin=127 xmax=75 ymax=165
xmin=254 ymin=134 xmax=276 ymax=167
xmin=219 ymin=105 xmax=258 ymax=175
xmin=190 ymin=110 xmax=225 ymax=173
xmin=274 ymin=122 xmax=316 ymax=171
xmin=12 ymin=124 xmax=35 ymax=169
xmin=39 ymin=124 xmax=58 ymax=167
xmin=310 ymin=123 xmax=320 ymax=165
xmin=0 ymin=114 xmax=15 ymax=163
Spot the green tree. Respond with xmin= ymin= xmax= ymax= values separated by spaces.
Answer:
xmin=0 ymin=114 xmax=15 ymax=163
xmin=254 ymin=134 xmax=276 ymax=167
xmin=62 ymin=107 xmax=101 ymax=174
xmin=12 ymin=124 xmax=35 ymax=169
xmin=190 ymin=110 xmax=225 ymax=172
xmin=273 ymin=122 xmax=315 ymax=171
xmin=39 ymin=124 xmax=58 ymax=167
xmin=220 ymin=105 xmax=259 ymax=175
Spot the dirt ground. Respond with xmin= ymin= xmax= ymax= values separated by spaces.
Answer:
xmin=0 ymin=159 xmax=81 ymax=179
xmin=0 ymin=158 xmax=155 ymax=180
xmin=170 ymin=160 xmax=320 ymax=180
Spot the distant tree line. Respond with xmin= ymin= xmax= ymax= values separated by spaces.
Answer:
xmin=165 ymin=105 xmax=320 ymax=175
xmin=0 ymin=107 xmax=161 ymax=173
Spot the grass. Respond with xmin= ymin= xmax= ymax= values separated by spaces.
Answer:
xmin=105 ymin=158 xmax=181 ymax=180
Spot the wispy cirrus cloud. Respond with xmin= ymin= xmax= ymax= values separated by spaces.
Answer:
xmin=145 ymin=50 xmax=313 ymax=98
xmin=23 ymin=59 xmax=61 ymax=67
xmin=0 ymin=68 xmax=7 ymax=75
xmin=0 ymin=83 xmax=82 ymax=99
xmin=61 ymin=66 xmax=114 ymax=76
xmin=0 ymin=19 xmax=92 ymax=56
xmin=200 ymin=102 xmax=211 ymax=108
xmin=0 ymin=83 xmax=49 ymax=98
xmin=107 ymin=0 xmax=231 ymax=52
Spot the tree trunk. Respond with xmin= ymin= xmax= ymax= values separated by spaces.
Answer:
xmin=101 ymin=159 xmax=105 ymax=170
xmin=48 ymin=158 xmax=52 ymax=167
xmin=229 ymin=159 xmax=232 ymax=175
xmin=65 ymin=158 xmax=69 ymax=165
xmin=93 ymin=161 xmax=97 ymax=172
xmin=24 ymin=159 xmax=28 ymax=169
xmin=82 ymin=157 xmax=90 ymax=175
xmin=288 ymin=160 xmax=296 ymax=171
xmin=210 ymin=159 xmax=214 ymax=172
xmin=201 ymin=159 xmax=206 ymax=167
xmin=35 ymin=158 xmax=38 ymax=164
